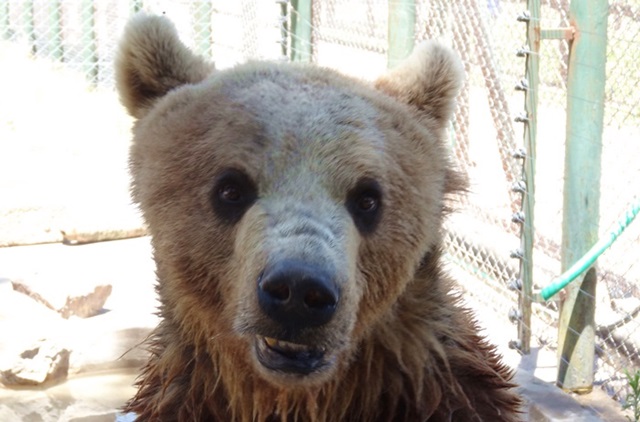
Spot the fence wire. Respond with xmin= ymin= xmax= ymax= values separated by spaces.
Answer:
xmin=1 ymin=0 xmax=639 ymax=414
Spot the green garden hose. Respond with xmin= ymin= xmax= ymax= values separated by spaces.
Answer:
xmin=539 ymin=198 xmax=640 ymax=301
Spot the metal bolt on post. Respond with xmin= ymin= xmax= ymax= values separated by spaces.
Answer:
xmin=511 ymin=1 xmax=542 ymax=355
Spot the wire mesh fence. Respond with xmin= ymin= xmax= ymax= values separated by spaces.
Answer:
xmin=518 ymin=0 xmax=640 ymax=404
xmin=1 ymin=0 xmax=639 ymax=414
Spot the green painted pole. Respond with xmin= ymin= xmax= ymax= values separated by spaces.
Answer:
xmin=23 ymin=0 xmax=35 ymax=53
xmin=515 ymin=0 xmax=541 ymax=355
xmin=131 ymin=0 xmax=143 ymax=15
xmin=194 ymin=0 xmax=212 ymax=57
xmin=290 ymin=0 xmax=312 ymax=62
xmin=0 ymin=1 xmax=9 ymax=40
xmin=82 ymin=0 xmax=98 ymax=84
xmin=387 ymin=0 xmax=415 ymax=68
xmin=279 ymin=0 xmax=288 ymax=59
xmin=557 ymin=0 xmax=608 ymax=394
xmin=50 ymin=0 xmax=63 ymax=62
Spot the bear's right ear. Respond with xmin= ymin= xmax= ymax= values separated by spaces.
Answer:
xmin=374 ymin=41 xmax=463 ymax=130
xmin=115 ymin=14 xmax=213 ymax=119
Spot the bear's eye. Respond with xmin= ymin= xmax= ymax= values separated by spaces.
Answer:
xmin=357 ymin=195 xmax=378 ymax=213
xmin=346 ymin=178 xmax=382 ymax=235
xmin=211 ymin=169 xmax=258 ymax=224
xmin=219 ymin=184 xmax=242 ymax=203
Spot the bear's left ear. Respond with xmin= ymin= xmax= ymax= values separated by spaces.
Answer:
xmin=374 ymin=41 xmax=463 ymax=129
xmin=115 ymin=14 xmax=214 ymax=119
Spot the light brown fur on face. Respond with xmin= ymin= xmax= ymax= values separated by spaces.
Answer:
xmin=117 ymin=13 xmax=521 ymax=422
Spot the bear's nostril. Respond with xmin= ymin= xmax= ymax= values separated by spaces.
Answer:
xmin=263 ymin=282 xmax=291 ymax=302
xmin=304 ymin=288 xmax=337 ymax=310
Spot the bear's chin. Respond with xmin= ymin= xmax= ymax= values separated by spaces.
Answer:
xmin=252 ymin=336 xmax=338 ymax=386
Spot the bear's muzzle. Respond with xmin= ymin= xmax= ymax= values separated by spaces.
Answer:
xmin=254 ymin=259 xmax=340 ymax=375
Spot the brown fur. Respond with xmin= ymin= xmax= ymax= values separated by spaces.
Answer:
xmin=116 ymin=14 xmax=521 ymax=421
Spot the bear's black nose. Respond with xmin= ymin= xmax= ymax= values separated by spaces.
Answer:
xmin=258 ymin=260 xmax=339 ymax=330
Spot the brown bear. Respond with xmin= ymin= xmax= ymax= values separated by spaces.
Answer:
xmin=116 ymin=14 xmax=521 ymax=422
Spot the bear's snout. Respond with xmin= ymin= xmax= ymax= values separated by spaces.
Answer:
xmin=258 ymin=260 xmax=339 ymax=332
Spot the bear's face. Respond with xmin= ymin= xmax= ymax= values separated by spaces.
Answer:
xmin=117 ymin=15 xmax=462 ymax=388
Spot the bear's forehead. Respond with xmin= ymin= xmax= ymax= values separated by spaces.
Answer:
xmin=213 ymin=64 xmax=386 ymax=146
xmin=140 ymin=62 xmax=432 ymax=196
xmin=186 ymin=64 xmax=392 ymax=179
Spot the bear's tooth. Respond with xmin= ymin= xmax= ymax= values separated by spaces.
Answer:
xmin=264 ymin=337 xmax=278 ymax=348
xmin=262 ymin=337 xmax=321 ymax=354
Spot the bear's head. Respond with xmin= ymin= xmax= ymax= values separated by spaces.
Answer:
xmin=117 ymin=14 xmax=463 ymax=388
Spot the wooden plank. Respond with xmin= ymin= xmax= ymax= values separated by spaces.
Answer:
xmin=557 ymin=0 xmax=608 ymax=394
xmin=387 ymin=0 xmax=415 ymax=68
xmin=290 ymin=0 xmax=312 ymax=62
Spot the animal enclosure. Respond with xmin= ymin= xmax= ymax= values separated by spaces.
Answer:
xmin=1 ymin=0 xmax=639 ymax=416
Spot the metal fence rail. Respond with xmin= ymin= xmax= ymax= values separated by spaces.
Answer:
xmin=1 ymin=0 xmax=639 ymax=413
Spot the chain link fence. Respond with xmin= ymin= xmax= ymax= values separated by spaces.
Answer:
xmin=594 ymin=0 xmax=640 ymax=397
xmin=1 ymin=0 xmax=639 ymax=413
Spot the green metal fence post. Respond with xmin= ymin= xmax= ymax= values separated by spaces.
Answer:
xmin=388 ymin=0 xmax=415 ymax=68
xmin=50 ymin=0 xmax=63 ymax=62
xmin=557 ymin=0 xmax=608 ymax=393
xmin=0 ymin=1 xmax=9 ymax=40
xmin=131 ymin=0 xmax=143 ymax=15
xmin=82 ymin=0 xmax=98 ymax=84
xmin=278 ymin=1 xmax=288 ymax=59
xmin=514 ymin=0 xmax=542 ymax=355
xmin=23 ymin=0 xmax=35 ymax=53
xmin=290 ymin=0 xmax=312 ymax=62
xmin=194 ymin=0 xmax=212 ymax=57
